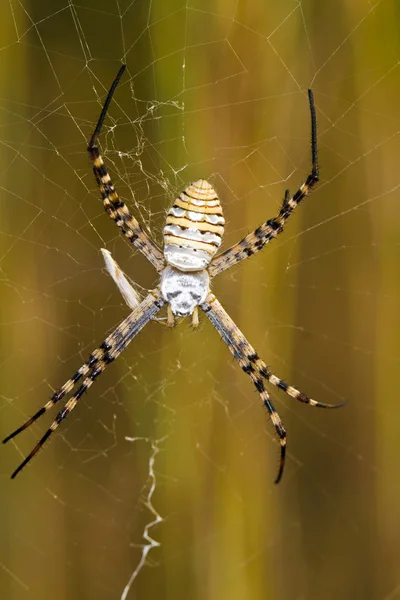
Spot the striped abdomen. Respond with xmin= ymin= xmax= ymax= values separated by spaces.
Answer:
xmin=163 ymin=179 xmax=225 ymax=272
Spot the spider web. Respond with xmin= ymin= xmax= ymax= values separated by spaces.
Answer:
xmin=1 ymin=1 xmax=400 ymax=599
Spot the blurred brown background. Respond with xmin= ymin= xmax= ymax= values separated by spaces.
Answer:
xmin=1 ymin=1 xmax=400 ymax=599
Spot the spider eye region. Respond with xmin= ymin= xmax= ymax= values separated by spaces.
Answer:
xmin=161 ymin=266 xmax=210 ymax=317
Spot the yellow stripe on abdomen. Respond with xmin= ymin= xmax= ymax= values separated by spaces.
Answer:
xmin=164 ymin=179 xmax=224 ymax=272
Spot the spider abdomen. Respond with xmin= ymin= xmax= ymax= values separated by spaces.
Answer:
xmin=163 ymin=179 xmax=225 ymax=272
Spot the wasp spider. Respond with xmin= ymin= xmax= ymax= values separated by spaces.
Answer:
xmin=3 ymin=65 xmax=344 ymax=483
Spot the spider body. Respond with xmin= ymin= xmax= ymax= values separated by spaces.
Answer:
xmin=3 ymin=65 xmax=344 ymax=483
xmin=161 ymin=178 xmax=220 ymax=320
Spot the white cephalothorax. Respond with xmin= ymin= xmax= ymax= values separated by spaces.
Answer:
xmin=160 ymin=266 xmax=210 ymax=317
xmin=4 ymin=66 xmax=344 ymax=485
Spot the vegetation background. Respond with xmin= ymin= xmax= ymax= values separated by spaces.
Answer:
xmin=1 ymin=1 xmax=399 ymax=599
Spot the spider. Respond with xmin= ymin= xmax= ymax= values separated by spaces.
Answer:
xmin=3 ymin=65 xmax=344 ymax=483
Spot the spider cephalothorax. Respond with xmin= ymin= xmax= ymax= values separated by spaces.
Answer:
xmin=3 ymin=65 xmax=344 ymax=483
xmin=161 ymin=266 xmax=209 ymax=318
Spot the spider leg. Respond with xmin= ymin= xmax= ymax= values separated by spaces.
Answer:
xmin=2 ymin=348 xmax=106 ymax=444
xmin=255 ymin=362 xmax=345 ymax=409
xmin=201 ymin=293 xmax=287 ymax=483
xmin=167 ymin=305 xmax=175 ymax=327
xmin=3 ymin=290 xmax=164 ymax=478
xmin=201 ymin=293 xmax=344 ymax=483
xmin=204 ymin=304 xmax=344 ymax=409
xmin=209 ymin=90 xmax=319 ymax=278
xmin=88 ymin=65 xmax=165 ymax=272
xmin=7 ymin=360 xmax=108 ymax=479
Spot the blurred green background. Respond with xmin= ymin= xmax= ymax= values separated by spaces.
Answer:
xmin=1 ymin=1 xmax=400 ymax=599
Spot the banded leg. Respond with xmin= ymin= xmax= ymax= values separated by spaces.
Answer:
xmin=209 ymin=89 xmax=319 ymax=278
xmin=204 ymin=297 xmax=344 ymax=409
xmin=201 ymin=293 xmax=286 ymax=483
xmin=2 ymin=347 xmax=106 ymax=445
xmin=201 ymin=293 xmax=344 ymax=483
xmin=254 ymin=361 xmax=345 ymax=409
xmin=3 ymin=291 xmax=164 ymax=478
xmin=88 ymin=65 xmax=165 ymax=272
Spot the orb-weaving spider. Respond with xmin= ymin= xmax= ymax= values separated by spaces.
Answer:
xmin=3 ymin=65 xmax=344 ymax=483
